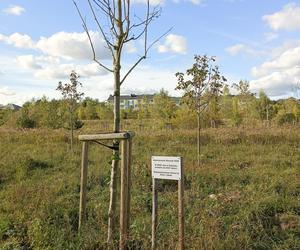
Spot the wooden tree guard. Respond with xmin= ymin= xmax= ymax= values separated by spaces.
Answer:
xmin=78 ymin=131 xmax=134 ymax=250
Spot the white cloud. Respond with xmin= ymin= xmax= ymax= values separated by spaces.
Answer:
xmin=130 ymin=0 xmax=205 ymax=5
xmin=0 ymin=33 xmax=35 ymax=49
xmin=225 ymin=43 xmax=264 ymax=57
xmin=264 ymin=32 xmax=279 ymax=43
xmin=250 ymin=67 xmax=300 ymax=96
xmin=119 ymin=66 xmax=179 ymax=97
xmin=157 ymin=34 xmax=187 ymax=54
xmin=223 ymin=0 xmax=244 ymax=2
xmin=124 ymin=42 xmax=137 ymax=54
xmin=263 ymin=3 xmax=300 ymax=31
xmin=251 ymin=46 xmax=300 ymax=78
xmin=188 ymin=0 xmax=203 ymax=5
xmin=17 ymin=55 xmax=42 ymax=70
xmin=0 ymin=31 xmax=112 ymax=61
xmin=15 ymin=52 xmax=108 ymax=80
xmin=250 ymin=41 xmax=300 ymax=96
xmin=33 ymin=64 xmax=78 ymax=80
xmin=0 ymin=86 xmax=15 ymax=96
xmin=0 ymin=88 xmax=48 ymax=106
xmin=2 ymin=5 xmax=25 ymax=16
xmin=77 ymin=63 xmax=107 ymax=77
xmin=33 ymin=63 xmax=107 ymax=80
xmin=226 ymin=44 xmax=246 ymax=55
xmin=36 ymin=31 xmax=111 ymax=61
xmin=132 ymin=0 xmax=165 ymax=5
xmin=0 ymin=31 xmax=114 ymax=80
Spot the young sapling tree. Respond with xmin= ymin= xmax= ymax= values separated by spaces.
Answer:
xmin=175 ymin=55 xmax=226 ymax=166
xmin=57 ymin=71 xmax=84 ymax=151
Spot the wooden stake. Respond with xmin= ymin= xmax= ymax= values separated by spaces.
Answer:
xmin=152 ymin=178 xmax=158 ymax=250
xmin=178 ymin=159 xmax=185 ymax=250
xmin=78 ymin=141 xmax=89 ymax=231
xmin=120 ymin=139 xmax=128 ymax=250
xmin=126 ymin=138 xmax=132 ymax=234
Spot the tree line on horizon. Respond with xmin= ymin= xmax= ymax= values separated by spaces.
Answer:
xmin=1 ymin=81 xmax=300 ymax=130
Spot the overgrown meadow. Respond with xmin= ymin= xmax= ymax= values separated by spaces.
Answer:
xmin=0 ymin=123 xmax=300 ymax=249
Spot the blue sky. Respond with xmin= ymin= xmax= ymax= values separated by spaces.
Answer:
xmin=0 ymin=0 xmax=300 ymax=104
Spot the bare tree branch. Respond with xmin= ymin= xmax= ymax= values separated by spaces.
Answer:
xmin=92 ymin=0 xmax=111 ymax=16
xmin=124 ymin=7 xmax=161 ymax=43
xmin=146 ymin=27 xmax=172 ymax=53
xmin=88 ymin=0 xmax=115 ymax=57
xmin=73 ymin=0 xmax=114 ymax=72
xmin=120 ymin=27 xmax=172 ymax=85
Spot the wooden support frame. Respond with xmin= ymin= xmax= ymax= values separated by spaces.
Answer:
xmin=78 ymin=132 xmax=134 ymax=250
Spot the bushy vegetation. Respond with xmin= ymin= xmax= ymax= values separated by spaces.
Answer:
xmin=0 ymin=123 xmax=299 ymax=249
xmin=3 ymin=82 xmax=300 ymax=131
xmin=0 ymin=110 xmax=13 ymax=127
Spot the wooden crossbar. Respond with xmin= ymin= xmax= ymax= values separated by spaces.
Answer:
xmin=78 ymin=131 xmax=135 ymax=141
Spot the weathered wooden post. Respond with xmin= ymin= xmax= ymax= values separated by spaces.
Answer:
xmin=126 ymin=138 xmax=132 ymax=233
xmin=151 ymin=178 xmax=158 ymax=250
xmin=78 ymin=141 xmax=89 ymax=230
xmin=178 ymin=160 xmax=185 ymax=250
xmin=120 ymin=139 xmax=128 ymax=250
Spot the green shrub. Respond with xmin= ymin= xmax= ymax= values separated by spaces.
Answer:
xmin=276 ymin=112 xmax=296 ymax=126
xmin=16 ymin=115 xmax=36 ymax=129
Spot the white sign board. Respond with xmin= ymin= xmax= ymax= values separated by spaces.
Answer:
xmin=151 ymin=156 xmax=182 ymax=180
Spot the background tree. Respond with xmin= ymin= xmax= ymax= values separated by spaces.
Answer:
xmin=0 ymin=109 xmax=13 ymax=126
xmin=96 ymin=103 xmax=114 ymax=120
xmin=171 ymin=103 xmax=197 ymax=129
xmin=231 ymin=96 xmax=242 ymax=127
xmin=57 ymin=71 xmax=84 ymax=151
xmin=275 ymin=98 xmax=300 ymax=125
xmin=256 ymin=90 xmax=272 ymax=125
xmin=16 ymin=105 xmax=36 ymax=129
xmin=232 ymin=80 xmax=257 ymax=125
xmin=175 ymin=55 xmax=226 ymax=166
xmin=219 ymin=84 xmax=233 ymax=126
xmin=137 ymin=96 xmax=151 ymax=120
xmin=151 ymin=89 xmax=177 ymax=128
xmin=233 ymin=80 xmax=252 ymax=96
xmin=78 ymin=97 xmax=100 ymax=120
xmin=73 ymin=0 xmax=168 ymax=242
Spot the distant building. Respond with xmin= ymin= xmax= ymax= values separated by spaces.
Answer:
xmin=106 ymin=94 xmax=181 ymax=110
xmin=0 ymin=103 xmax=21 ymax=111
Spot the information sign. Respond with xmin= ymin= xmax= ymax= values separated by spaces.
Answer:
xmin=151 ymin=156 xmax=182 ymax=180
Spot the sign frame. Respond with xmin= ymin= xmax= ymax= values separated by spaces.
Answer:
xmin=151 ymin=156 xmax=182 ymax=180
xmin=151 ymin=156 xmax=185 ymax=250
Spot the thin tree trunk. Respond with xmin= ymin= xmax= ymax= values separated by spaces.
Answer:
xmin=107 ymin=0 xmax=124 ymax=243
xmin=197 ymin=113 xmax=200 ymax=167
xmin=107 ymin=61 xmax=121 ymax=244
xmin=266 ymin=105 xmax=269 ymax=127
xmin=70 ymin=108 xmax=74 ymax=151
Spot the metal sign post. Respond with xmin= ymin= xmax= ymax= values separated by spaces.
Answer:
xmin=151 ymin=156 xmax=185 ymax=250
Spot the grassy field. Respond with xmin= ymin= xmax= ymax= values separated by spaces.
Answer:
xmin=0 ymin=123 xmax=300 ymax=249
